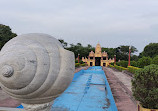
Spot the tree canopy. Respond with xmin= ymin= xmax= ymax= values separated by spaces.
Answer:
xmin=137 ymin=56 xmax=152 ymax=68
xmin=115 ymin=45 xmax=138 ymax=61
xmin=58 ymin=39 xmax=68 ymax=48
xmin=140 ymin=43 xmax=158 ymax=58
xmin=0 ymin=24 xmax=17 ymax=49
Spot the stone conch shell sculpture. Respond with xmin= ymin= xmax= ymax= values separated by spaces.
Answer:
xmin=0 ymin=33 xmax=75 ymax=111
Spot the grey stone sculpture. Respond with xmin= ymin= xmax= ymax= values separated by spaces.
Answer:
xmin=0 ymin=33 xmax=75 ymax=111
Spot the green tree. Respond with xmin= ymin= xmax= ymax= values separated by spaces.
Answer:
xmin=119 ymin=45 xmax=138 ymax=54
xmin=115 ymin=45 xmax=138 ymax=61
xmin=102 ymin=47 xmax=115 ymax=59
xmin=152 ymin=55 xmax=158 ymax=65
xmin=140 ymin=43 xmax=158 ymax=58
xmin=66 ymin=43 xmax=94 ymax=59
xmin=131 ymin=55 xmax=138 ymax=61
xmin=58 ymin=39 xmax=68 ymax=48
xmin=132 ymin=64 xmax=158 ymax=109
xmin=130 ymin=61 xmax=137 ymax=67
xmin=0 ymin=24 xmax=17 ymax=49
xmin=137 ymin=56 xmax=152 ymax=68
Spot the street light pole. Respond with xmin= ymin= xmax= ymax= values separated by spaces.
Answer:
xmin=128 ymin=46 xmax=131 ymax=66
xmin=114 ymin=55 xmax=116 ymax=65
xmin=78 ymin=54 xmax=80 ymax=63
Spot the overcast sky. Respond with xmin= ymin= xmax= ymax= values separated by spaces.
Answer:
xmin=1 ymin=0 xmax=158 ymax=54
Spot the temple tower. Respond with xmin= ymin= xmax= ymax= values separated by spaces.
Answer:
xmin=95 ymin=43 xmax=102 ymax=57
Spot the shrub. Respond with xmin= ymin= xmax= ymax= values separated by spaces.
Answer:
xmin=75 ymin=63 xmax=80 ymax=67
xmin=132 ymin=64 xmax=158 ymax=109
xmin=152 ymin=55 xmax=158 ymax=65
xmin=114 ymin=65 xmax=128 ymax=71
xmin=116 ymin=60 xmax=128 ymax=68
xmin=110 ymin=62 xmax=114 ymax=66
xmin=79 ymin=60 xmax=84 ymax=64
xmin=137 ymin=56 xmax=152 ymax=68
xmin=128 ymin=66 xmax=140 ymax=74
xmin=80 ymin=63 xmax=86 ymax=67
xmin=130 ymin=61 xmax=137 ymax=67
xmin=109 ymin=64 xmax=114 ymax=68
xmin=116 ymin=62 xmax=120 ymax=66
xmin=75 ymin=60 xmax=78 ymax=63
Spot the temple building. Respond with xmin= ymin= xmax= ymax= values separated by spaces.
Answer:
xmin=82 ymin=43 xmax=114 ymax=66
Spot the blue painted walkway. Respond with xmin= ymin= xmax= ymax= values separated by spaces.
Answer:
xmin=17 ymin=66 xmax=117 ymax=111
xmin=51 ymin=66 xmax=117 ymax=111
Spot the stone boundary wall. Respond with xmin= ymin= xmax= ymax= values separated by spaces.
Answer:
xmin=103 ymin=67 xmax=137 ymax=111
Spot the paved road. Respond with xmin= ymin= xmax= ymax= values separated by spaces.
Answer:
xmin=106 ymin=67 xmax=132 ymax=92
xmin=103 ymin=67 xmax=137 ymax=111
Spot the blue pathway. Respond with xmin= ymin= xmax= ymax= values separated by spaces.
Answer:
xmin=51 ymin=66 xmax=117 ymax=111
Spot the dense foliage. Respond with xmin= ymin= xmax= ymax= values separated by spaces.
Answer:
xmin=116 ymin=56 xmax=158 ymax=69
xmin=152 ymin=55 xmax=158 ymax=65
xmin=132 ymin=64 xmax=158 ymax=109
xmin=127 ymin=66 xmax=140 ymax=74
xmin=75 ymin=63 xmax=86 ymax=67
xmin=137 ymin=56 xmax=152 ymax=68
xmin=139 ymin=43 xmax=158 ymax=58
xmin=116 ymin=60 xmax=138 ymax=68
xmin=114 ymin=65 xmax=127 ymax=71
xmin=66 ymin=43 xmax=95 ymax=59
xmin=130 ymin=61 xmax=137 ymax=67
xmin=116 ymin=60 xmax=128 ymax=68
xmin=115 ymin=45 xmax=138 ymax=61
xmin=109 ymin=64 xmax=140 ymax=74
xmin=75 ymin=60 xmax=86 ymax=67
xmin=0 ymin=24 xmax=17 ymax=49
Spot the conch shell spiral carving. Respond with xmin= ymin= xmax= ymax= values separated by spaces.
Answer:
xmin=0 ymin=33 xmax=75 ymax=104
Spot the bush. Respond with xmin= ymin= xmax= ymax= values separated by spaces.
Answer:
xmin=114 ymin=65 xmax=128 ymax=71
xmin=137 ymin=56 xmax=152 ymax=68
xmin=132 ymin=64 xmax=158 ymax=109
xmin=75 ymin=63 xmax=80 ymax=67
xmin=152 ymin=55 xmax=158 ymax=65
xmin=116 ymin=60 xmax=128 ymax=68
xmin=79 ymin=60 xmax=84 ymax=64
xmin=110 ymin=62 xmax=114 ymax=66
xmin=109 ymin=64 xmax=114 ymax=68
xmin=130 ymin=61 xmax=137 ymax=67
xmin=128 ymin=66 xmax=140 ymax=74
xmin=80 ymin=63 xmax=86 ymax=67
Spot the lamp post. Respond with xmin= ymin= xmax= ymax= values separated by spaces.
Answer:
xmin=78 ymin=54 xmax=80 ymax=63
xmin=128 ymin=46 xmax=131 ymax=66
xmin=114 ymin=55 xmax=116 ymax=65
